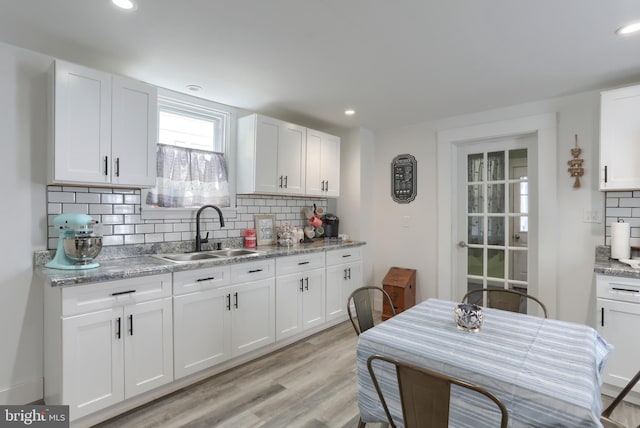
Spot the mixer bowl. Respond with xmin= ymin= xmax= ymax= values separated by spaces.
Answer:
xmin=63 ymin=236 xmax=103 ymax=263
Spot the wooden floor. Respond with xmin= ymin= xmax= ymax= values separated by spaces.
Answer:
xmin=95 ymin=319 xmax=640 ymax=428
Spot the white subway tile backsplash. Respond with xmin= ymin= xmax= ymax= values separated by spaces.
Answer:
xmin=135 ymin=224 xmax=155 ymax=234
xmin=49 ymin=192 xmax=75 ymax=203
xmin=62 ymin=204 xmax=89 ymax=214
xmin=145 ymin=233 xmax=164 ymax=243
xmin=164 ymin=232 xmax=182 ymax=241
xmin=102 ymin=215 xmax=124 ymax=225
xmin=101 ymin=194 xmax=124 ymax=204
xmin=89 ymin=204 xmax=113 ymax=215
xmin=77 ymin=193 xmax=101 ymax=204
xmin=48 ymin=203 xmax=62 ymax=214
xmin=124 ymin=234 xmax=145 ymax=245
xmin=606 ymin=191 xmax=640 ymax=240
xmin=102 ymin=235 xmax=124 ymax=246
xmin=46 ymin=186 xmax=328 ymax=250
xmin=155 ymin=223 xmax=174 ymax=233
xmin=124 ymin=194 xmax=140 ymax=204
xmin=89 ymin=188 xmax=113 ymax=194
xmin=113 ymin=205 xmax=135 ymax=214
xmin=113 ymin=224 xmax=135 ymax=235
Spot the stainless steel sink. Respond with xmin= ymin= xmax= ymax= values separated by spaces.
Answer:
xmin=154 ymin=248 xmax=262 ymax=263
xmin=208 ymin=249 xmax=261 ymax=257
xmin=156 ymin=252 xmax=223 ymax=262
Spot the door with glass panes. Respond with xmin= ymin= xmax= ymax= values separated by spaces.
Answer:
xmin=457 ymin=138 xmax=535 ymax=315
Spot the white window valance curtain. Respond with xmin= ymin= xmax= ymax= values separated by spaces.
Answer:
xmin=146 ymin=144 xmax=230 ymax=208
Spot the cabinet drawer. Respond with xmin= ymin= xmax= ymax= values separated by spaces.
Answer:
xmin=596 ymin=274 xmax=640 ymax=303
xmin=230 ymin=259 xmax=275 ymax=284
xmin=61 ymin=273 xmax=172 ymax=316
xmin=276 ymin=252 xmax=325 ymax=276
xmin=326 ymin=247 xmax=362 ymax=266
xmin=173 ymin=266 xmax=231 ymax=295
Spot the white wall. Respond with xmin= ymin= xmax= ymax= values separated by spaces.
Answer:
xmin=337 ymin=127 xmax=376 ymax=288
xmin=0 ymin=42 xmax=49 ymax=403
xmin=372 ymin=91 xmax=605 ymax=325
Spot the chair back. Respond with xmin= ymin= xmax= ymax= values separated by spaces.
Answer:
xmin=601 ymin=368 xmax=640 ymax=427
xmin=462 ymin=288 xmax=548 ymax=318
xmin=367 ymin=355 xmax=508 ymax=428
xmin=347 ymin=286 xmax=395 ymax=336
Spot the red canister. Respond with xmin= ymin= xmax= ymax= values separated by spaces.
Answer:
xmin=244 ymin=228 xmax=257 ymax=248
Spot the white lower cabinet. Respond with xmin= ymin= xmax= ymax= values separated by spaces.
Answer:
xmin=44 ymin=246 xmax=364 ymax=423
xmin=596 ymin=274 xmax=640 ymax=403
xmin=230 ymin=278 xmax=276 ymax=355
xmin=45 ymin=274 xmax=173 ymax=421
xmin=325 ymin=248 xmax=363 ymax=321
xmin=173 ymin=260 xmax=275 ymax=379
xmin=276 ymin=253 xmax=326 ymax=340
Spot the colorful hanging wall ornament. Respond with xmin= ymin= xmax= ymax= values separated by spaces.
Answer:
xmin=567 ymin=134 xmax=584 ymax=188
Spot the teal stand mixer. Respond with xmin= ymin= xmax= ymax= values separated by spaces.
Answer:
xmin=46 ymin=213 xmax=103 ymax=270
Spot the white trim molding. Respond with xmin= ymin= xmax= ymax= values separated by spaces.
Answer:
xmin=436 ymin=113 xmax=557 ymax=318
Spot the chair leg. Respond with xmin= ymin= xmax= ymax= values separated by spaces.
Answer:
xmin=357 ymin=416 xmax=366 ymax=428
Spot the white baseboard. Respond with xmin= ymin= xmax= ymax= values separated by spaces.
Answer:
xmin=0 ymin=377 xmax=43 ymax=405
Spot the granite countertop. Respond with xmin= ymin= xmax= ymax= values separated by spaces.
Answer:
xmin=36 ymin=240 xmax=366 ymax=287
xmin=593 ymin=245 xmax=640 ymax=279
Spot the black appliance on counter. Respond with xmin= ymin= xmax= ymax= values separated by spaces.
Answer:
xmin=322 ymin=214 xmax=339 ymax=238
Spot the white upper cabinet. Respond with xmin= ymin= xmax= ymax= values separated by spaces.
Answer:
xmin=237 ymin=114 xmax=306 ymax=195
xmin=49 ymin=60 xmax=157 ymax=187
xmin=111 ymin=76 xmax=157 ymax=187
xmin=306 ymin=128 xmax=340 ymax=197
xmin=600 ymin=83 xmax=640 ymax=191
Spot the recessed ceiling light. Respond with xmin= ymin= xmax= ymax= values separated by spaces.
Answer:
xmin=112 ymin=0 xmax=137 ymax=11
xmin=616 ymin=21 xmax=640 ymax=35
xmin=344 ymin=109 xmax=356 ymax=116
xmin=186 ymin=84 xmax=202 ymax=92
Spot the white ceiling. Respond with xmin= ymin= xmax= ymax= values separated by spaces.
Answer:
xmin=1 ymin=1 xmax=639 ymax=132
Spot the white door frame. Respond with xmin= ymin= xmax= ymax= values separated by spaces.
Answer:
xmin=436 ymin=114 xmax=557 ymax=318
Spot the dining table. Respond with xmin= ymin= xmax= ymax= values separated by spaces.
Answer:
xmin=356 ymin=298 xmax=612 ymax=427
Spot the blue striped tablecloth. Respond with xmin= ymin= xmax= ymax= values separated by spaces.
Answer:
xmin=357 ymin=298 xmax=612 ymax=428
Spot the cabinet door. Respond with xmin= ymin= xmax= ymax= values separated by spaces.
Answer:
xmin=275 ymin=274 xmax=303 ymax=341
xmin=344 ymin=261 xmax=363 ymax=303
xmin=302 ymin=269 xmax=326 ymax=330
xmin=62 ymin=308 xmax=124 ymax=420
xmin=231 ymin=278 xmax=275 ymax=357
xmin=278 ymin=122 xmax=306 ymax=195
xmin=326 ymin=264 xmax=347 ymax=321
xmin=111 ymin=76 xmax=158 ymax=187
xmin=305 ymin=130 xmax=323 ymax=196
xmin=53 ymin=60 xmax=111 ymax=185
xmin=124 ymin=298 xmax=173 ymax=398
xmin=600 ymin=84 xmax=640 ymax=190
xmin=254 ymin=116 xmax=280 ymax=194
xmin=321 ymin=133 xmax=340 ymax=197
xmin=598 ymin=298 xmax=640 ymax=394
xmin=173 ymin=288 xmax=232 ymax=379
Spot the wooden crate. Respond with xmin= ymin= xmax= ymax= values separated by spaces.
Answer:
xmin=382 ymin=267 xmax=416 ymax=320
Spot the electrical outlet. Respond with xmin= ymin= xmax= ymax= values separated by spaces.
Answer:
xmin=583 ymin=210 xmax=602 ymax=223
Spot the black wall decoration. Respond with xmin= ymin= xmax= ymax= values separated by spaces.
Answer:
xmin=391 ymin=154 xmax=417 ymax=203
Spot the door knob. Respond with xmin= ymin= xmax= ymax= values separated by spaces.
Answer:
xmin=458 ymin=241 xmax=468 ymax=248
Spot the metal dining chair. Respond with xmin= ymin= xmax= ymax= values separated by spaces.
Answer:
xmin=347 ymin=286 xmax=396 ymax=336
xmin=461 ymin=287 xmax=548 ymax=318
xmin=366 ymin=354 xmax=509 ymax=428
xmin=601 ymin=368 xmax=640 ymax=428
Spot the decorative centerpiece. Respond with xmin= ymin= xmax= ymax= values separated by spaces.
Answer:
xmin=454 ymin=303 xmax=484 ymax=332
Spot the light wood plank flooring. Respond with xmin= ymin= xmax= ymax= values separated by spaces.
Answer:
xmin=95 ymin=320 xmax=639 ymax=428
